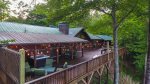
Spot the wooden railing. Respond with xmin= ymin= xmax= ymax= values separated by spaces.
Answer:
xmin=0 ymin=47 xmax=20 ymax=84
xmin=25 ymin=48 xmax=126 ymax=84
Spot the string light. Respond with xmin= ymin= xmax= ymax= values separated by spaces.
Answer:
xmin=47 ymin=51 xmax=49 ymax=53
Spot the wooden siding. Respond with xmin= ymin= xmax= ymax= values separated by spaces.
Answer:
xmin=0 ymin=47 xmax=20 ymax=84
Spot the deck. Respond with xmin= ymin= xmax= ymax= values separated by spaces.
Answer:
xmin=0 ymin=47 xmax=125 ymax=84
xmin=25 ymin=48 xmax=105 ymax=82
xmin=25 ymin=48 xmax=126 ymax=84
xmin=66 ymin=49 xmax=104 ymax=65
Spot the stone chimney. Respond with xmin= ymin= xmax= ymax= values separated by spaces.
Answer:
xmin=58 ymin=22 xmax=69 ymax=35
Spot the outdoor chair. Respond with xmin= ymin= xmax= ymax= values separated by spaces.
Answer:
xmin=25 ymin=62 xmax=35 ymax=74
xmin=64 ymin=51 xmax=71 ymax=58
xmin=73 ymin=50 xmax=78 ymax=58
xmin=39 ymin=59 xmax=56 ymax=74
xmin=25 ymin=62 xmax=46 ymax=77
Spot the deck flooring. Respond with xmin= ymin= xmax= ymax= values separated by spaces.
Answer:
xmin=57 ymin=48 xmax=104 ymax=66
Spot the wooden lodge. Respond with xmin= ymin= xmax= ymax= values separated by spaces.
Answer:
xmin=0 ymin=22 xmax=125 ymax=84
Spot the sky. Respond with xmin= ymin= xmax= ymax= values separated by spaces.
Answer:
xmin=7 ymin=0 xmax=46 ymax=17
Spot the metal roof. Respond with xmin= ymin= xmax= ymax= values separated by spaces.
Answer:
xmin=96 ymin=35 xmax=112 ymax=41
xmin=0 ymin=32 xmax=87 ymax=45
xmin=0 ymin=22 xmax=112 ymax=42
xmin=87 ymin=33 xmax=112 ymax=41
xmin=69 ymin=28 xmax=83 ymax=36
xmin=0 ymin=22 xmax=62 ymax=34
xmin=87 ymin=33 xmax=102 ymax=40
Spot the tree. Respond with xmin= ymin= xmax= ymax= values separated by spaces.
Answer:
xmin=0 ymin=0 xmax=8 ymax=21
xmin=25 ymin=0 xmax=143 ymax=83
xmin=47 ymin=0 xmax=140 ymax=83
xmin=144 ymin=0 xmax=150 ymax=83
xmin=26 ymin=4 xmax=49 ymax=26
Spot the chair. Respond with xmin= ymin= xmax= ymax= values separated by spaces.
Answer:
xmin=73 ymin=50 xmax=77 ymax=58
xmin=34 ymin=69 xmax=46 ymax=76
xmin=25 ymin=62 xmax=46 ymax=76
xmin=25 ymin=62 xmax=35 ymax=74
xmin=45 ymin=59 xmax=54 ymax=67
xmin=65 ymin=50 xmax=72 ymax=59
xmin=39 ymin=59 xmax=56 ymax=74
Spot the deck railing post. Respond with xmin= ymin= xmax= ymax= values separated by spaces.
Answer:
xmin=19 ymin=48 xmax=25 ymax=84
xmin=64 ymin=70 xmax=67 ymax=84
xmin=107 ymin=41 xmax=110 ymax=61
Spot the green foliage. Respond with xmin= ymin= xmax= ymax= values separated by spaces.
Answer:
xmin=119 ymin=15 xmax=147 ymax=66
xmin=26 ymin=4 xmax=49 ymax=26
xmin=120 ymin=72 xmax=139 ymax=84
xmin=119 ymin=15 xmax=147 ymax=81
xmin=86 ymin=15 xmax=112 ymax=35
xmin=86 ymin=13 xmax=147 ymax=81
xmin=6 ymin=16 xmax=26 ymax=23
xmin=0 ymin=39 xmax=16 ymax=45
xmin=0 ymin=0 xmax=9 ymax=21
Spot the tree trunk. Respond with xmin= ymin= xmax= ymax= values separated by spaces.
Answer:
xmin=113 ymin=28 xmax=119 ymax=84
xmin=144 ymin=3 xmax=150 ymax=83
xmin=112 ymin=5 xmax=119 ymax=84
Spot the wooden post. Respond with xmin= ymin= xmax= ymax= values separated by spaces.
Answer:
xmin=19 ymin=48 xmax=25 ymax=84
xmin=71 ymin=43 xmax=74 ymax=60
xmin=56 ymin=48 xmax=59 ymax=64
xmin=107 ymin=41 xmax=110 ymax=61
xmin=34 ymin=46 xmax=37 ymax=67
xmin=82 ymin=47 xmax=84 ymax=57
xmin=80 ymin=43 xmax=84 ymax=57
xmin=71 ymin=48 xmax=74 ymax=60
xmin=105 ymin=65 xmax=109 ymax=84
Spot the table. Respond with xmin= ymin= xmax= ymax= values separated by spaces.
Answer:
xmin=29 ymin=55 xmax=49 ymax=68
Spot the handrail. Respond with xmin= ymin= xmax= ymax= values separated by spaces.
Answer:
xmin=25 ymin=48 xmax=126 ymax=84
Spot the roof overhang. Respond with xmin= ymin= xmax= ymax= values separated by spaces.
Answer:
xmin=0 ymin=32 xmax=88 ymax=45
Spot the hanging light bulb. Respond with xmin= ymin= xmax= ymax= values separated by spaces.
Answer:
xmin=57 ymin=49 xmax=59 ymax=52
xmin=47 ymin=51 xmax=49 ymax=53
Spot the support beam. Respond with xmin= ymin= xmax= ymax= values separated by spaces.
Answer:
xmin=96 ymin=69 xmax=100 ymax=76
xmin=56 ymin=48 xmax=59 ymax=64
xmin=34 ymin=45 xmax=37 ymax=67
xmin=82 ymin=46 xmax=84 ymax=57
xmin=100 ymin=66 xmax=104 ymax=75
xmin=19 ymin=49 xmax=25 ymax=84
xmin=71 ymin=43 xmax=74 ymax=60
xmin=88 ymin=72 xmax=94 ymax=84
xmin=82 ymin=79 xmax=88 ymax=84
xmin=107 ymin=41 xmax=110 ymax=61
xmin=105 ymin=64 xmax=109 ymax=84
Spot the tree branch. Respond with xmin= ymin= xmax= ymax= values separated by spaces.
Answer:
xmin=116 ymin=0 xmax=138 ymax=28
xmin=95 ymin=7 xmax=111 ymax=16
